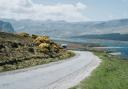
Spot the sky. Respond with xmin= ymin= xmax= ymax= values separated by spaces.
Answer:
xmin=0 ymin=0 xmax=128 ymax=22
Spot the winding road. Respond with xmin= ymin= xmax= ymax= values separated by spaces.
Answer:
xmin=0 ymin=51 xmax=101 ymax=89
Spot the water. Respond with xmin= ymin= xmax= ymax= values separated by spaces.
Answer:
xmin=52 ymin=37 xmax=128 ymax=58
xmin=106 ymin=47 xmax=128 ymax=58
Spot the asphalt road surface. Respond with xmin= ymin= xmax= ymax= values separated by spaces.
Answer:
xmin=0 ymin=51 xmax=101 ymax=89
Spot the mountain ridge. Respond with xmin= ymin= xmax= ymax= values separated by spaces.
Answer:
xmin=2 ymin=18 xmax=128 ymax=37
xmin=72 ymin=33 xmax=128 ymax=41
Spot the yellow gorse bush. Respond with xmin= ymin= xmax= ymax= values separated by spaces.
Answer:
xmin=33 ymin=36 xmax=63 ymax=54
xmin=33 ymin=36 xmax=50 ymax=45
xmin=39 ymin=43 xmax=49 ymax=48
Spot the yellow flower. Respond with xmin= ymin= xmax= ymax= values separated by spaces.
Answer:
xmin=39 ymin=43 xmax=49 ymax=48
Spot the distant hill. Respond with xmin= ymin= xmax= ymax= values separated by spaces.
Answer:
xmin=2 ymin=18 xmax=128 ymax=37
xmin=0 ymin=20 xmax=14 ymax=33
xmin=73 ymin=33 xmax=128 ymax=41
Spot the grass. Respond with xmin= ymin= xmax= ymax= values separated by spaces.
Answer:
xmin=0 ymin=32 xmax=75 ymax=72
xmin=0 ymin=51 xmax=75 ymax=72
xmin=0 ymin=32 xmax=33 ymax=43
xmin=70 ymin=51 xmax=128 ymax=89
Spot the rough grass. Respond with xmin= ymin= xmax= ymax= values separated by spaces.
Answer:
xmin=0 ymin=32 xmax=75 ymax=72
xmin=0 ymin=32 xmax=33 ymax=43
xmin=0 ymin=51 xmax=75 ymax=72
xmin=70 ymin=52 xmax=128 ymax=89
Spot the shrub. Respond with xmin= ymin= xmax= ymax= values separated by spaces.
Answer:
xmin=18 ymin=32 xmax=30 ymax=37
xmin=37 ymin=47 xmax=49 ymax=54
xmin=32 ymin=34 xmax=38 ymax=39
xmin=11 ymin=42 xmax=18 ymax=48
xmin=28 ymin=47 xmax=35 ymax=53
xmin=0 ymin=44 xmax=5 ymax=49
xmin=39 ymin=43 xmax=49 ymax=48
xmin=33 ymin=36 xmax=50 ymax=45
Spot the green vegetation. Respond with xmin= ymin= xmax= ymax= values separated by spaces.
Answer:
xmin=0 ymin=32 xmax=75 ymax=72
xmin=70 ymin=51 xmax=128 ymax=89
xmin=18 ymin=32 xmax=30 ymax=37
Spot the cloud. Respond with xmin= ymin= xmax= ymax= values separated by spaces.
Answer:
xmin=0 ymin=0 xmax=89 ymax=22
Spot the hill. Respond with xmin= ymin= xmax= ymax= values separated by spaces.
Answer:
xmin=0 ymin=32 xmax=74 ymax=72
xmin=2 ymin=18 xmax=128 ymax=37
xmin=73 ymin=33 xmax=128 ymax=41
xmin=0 ymin=20 xmax=14 ymax=33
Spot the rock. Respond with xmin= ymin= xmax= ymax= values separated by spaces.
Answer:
xmin=0 ymin=20 xmax=14 ymax=33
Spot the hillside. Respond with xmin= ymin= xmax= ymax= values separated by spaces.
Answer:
xmin=0 ymin=32 xmax=74 ymax=72
xmin=73 ymin=33 xmax=128 ymax=41
xmin=0 ymin=20 xmax=14 ymax=33
xmin=2 ymin=18 xmax=128 ymax=37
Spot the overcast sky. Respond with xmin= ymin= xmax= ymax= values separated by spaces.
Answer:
xmin=0 ymin=0 xmax=128 ymax=22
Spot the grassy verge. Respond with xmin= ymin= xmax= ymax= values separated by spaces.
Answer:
xmin=0 ymin=51 xmax=75 ymax=72
xmin=70 ymin=51 xmax=128 ymax=89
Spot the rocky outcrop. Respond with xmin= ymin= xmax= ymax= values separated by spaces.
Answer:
xmin=0 ymin=20 xmax=14 ymax=33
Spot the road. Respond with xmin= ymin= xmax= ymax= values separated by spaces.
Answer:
xmin=0 ymin=51 xmax=101 ymax=89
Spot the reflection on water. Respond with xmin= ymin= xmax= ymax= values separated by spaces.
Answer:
xmin=106 ymin=47 xmax=128 ymax=58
